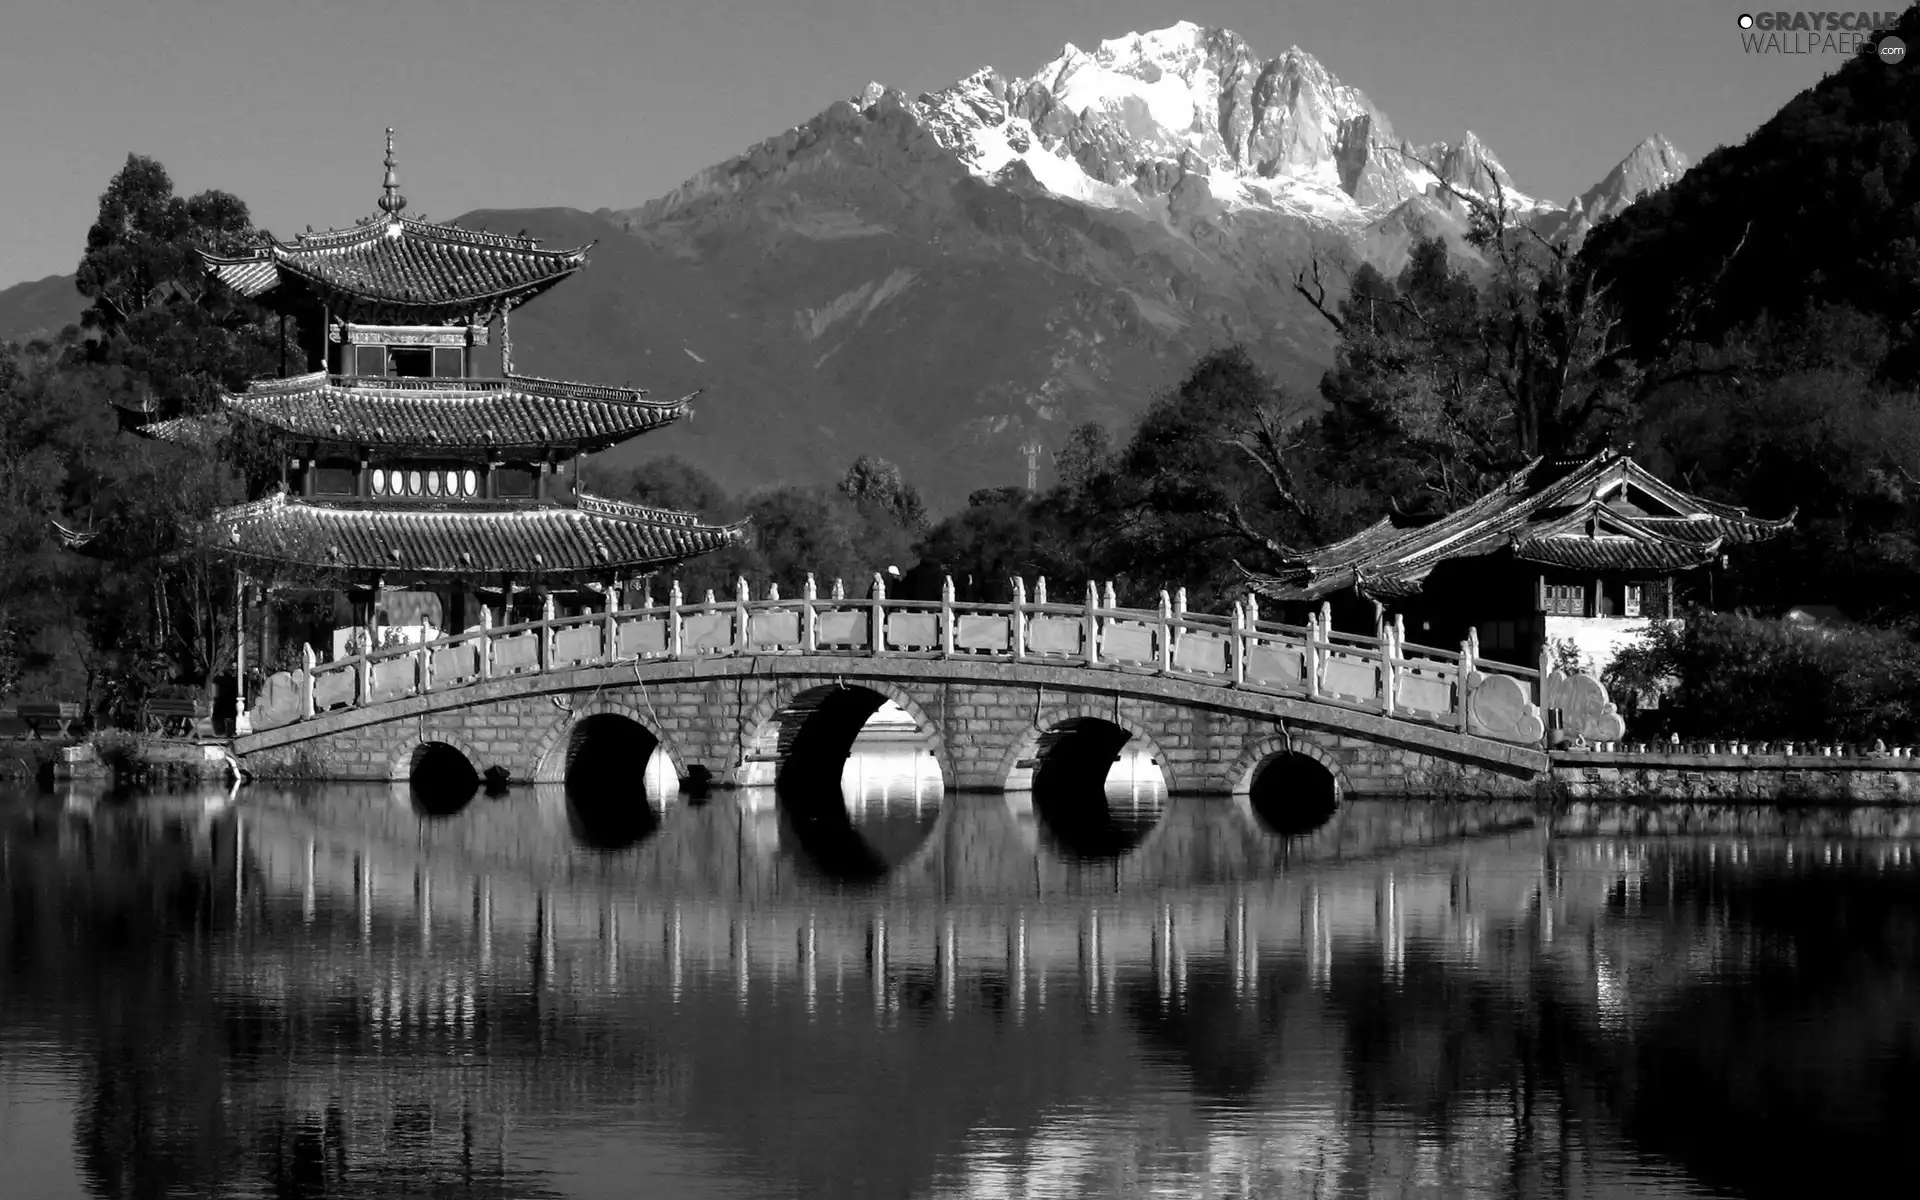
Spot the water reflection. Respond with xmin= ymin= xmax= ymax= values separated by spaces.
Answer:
xmin=3 ymin=784 xmax=1917 ymax=1198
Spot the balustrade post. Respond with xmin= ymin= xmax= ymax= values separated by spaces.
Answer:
xmin=1305 ymin=610 xmax=1321 ymax=699
xmin=1457 ymin=633 xmax=1476 ymax=733
xmin=1380 ymin=614 xmax=1398 ymax=716
xmin=1034 ymin=576 xmax=1048 ymax=606
xmin=1245 ymin=590 xmax=1260 ymax=630
xmin=301 ymin=644 xmax=316 ymax=719
xmin=832 ymin=577 xmax=845 ymax=601
xmin=1173 ymin=587 xmax=1187 ymax=653
xmin=802 ymin=573 xmax=818 ymax=652
xmin=1231 ymin=601 xmax=1248 ymax=685
xmin=420 ymin=634 xmax=432 ymax=695
xmin=735 ymin=577 xmax=751 ymax=653
xmin=871 ymin=572 xmax=886 ymax=657
xmin=1102 ymin=580 xmax=1117 ymax=611
xmin=940 ymin=576 xmax=956 ymax=658
xmin=668 ymin=581 xmax=684 ymax=658
xmin=538 ymin=593 xmax=555 ymax=672
xmin=478 ymin=607 xmax=493 ymax=680
xmin=1084 ymin=581 xmax=1101 ymax=667
xmin=1319 ymin=601 xmax=1333 ymax=638
xmin=603 ymin=586 xmax=617 ymax=663
xmin=1012 ymin=577 xmax=1028 ymax=661
xmin=1158 ymin=590 xmax=1173 ymax=674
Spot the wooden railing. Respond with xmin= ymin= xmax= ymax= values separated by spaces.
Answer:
xmin=255 ymin=575 xmax=1565 ymax=747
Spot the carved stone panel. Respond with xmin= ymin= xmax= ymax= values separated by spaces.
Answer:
xmin=1102 ymin=623 xmax=1155 ymax=665
xmin=1467 ymin=672 xmax=1546 ymax=744
xmin=815 ymin=611 xmax=868 ymax=648
xmin=1543 ymin=670 xmax=1627 ymax=743
xmin=956 ymin=615 xmax=1009 ymax=651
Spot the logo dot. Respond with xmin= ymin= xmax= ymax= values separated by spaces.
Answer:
xmin=1879 ymin=35 xmax=1907 ymax=64
xmin=1737 ymin=13 xmax=1754 ymax=29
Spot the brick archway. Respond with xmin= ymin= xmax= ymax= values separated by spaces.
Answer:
xmin=1225 ymin=733 xmax=1350 ymax=799
xmin=736 ymin=677 xmax=953 ymax=789
xmin=528 ymin=695 xmax=691 ymax=786
xmin=383 ymin=729 xmax=488 ymax=785
xmin=994 ymin=699 xmax=1180 ymax=794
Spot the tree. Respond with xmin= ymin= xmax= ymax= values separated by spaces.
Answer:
xmin=838 ymin=454 xmax=927 ymax=531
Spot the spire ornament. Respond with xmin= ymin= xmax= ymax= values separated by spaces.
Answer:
xmin=377 ymin=127 xmax=407 ymax=216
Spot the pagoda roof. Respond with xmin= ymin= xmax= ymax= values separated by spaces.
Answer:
xmin=129 ymin=371 xmax=695 ymax=456
xmin=1244 ymin=450 xmax=1794 ymax=603
xmin=196 ymin=492 xmax=747 ymax=580
xmin=201 ymin=216 xmax=589 ymax=318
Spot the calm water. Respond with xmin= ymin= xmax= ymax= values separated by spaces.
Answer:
xmin=3 ymin=764 xmax=1918 ymax=1199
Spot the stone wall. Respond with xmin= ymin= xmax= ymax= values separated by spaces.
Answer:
xmin=235 ymin=658 xmax=1547 ymax=797
xmin=1550 ymin=751 xmax=1920 ymax=803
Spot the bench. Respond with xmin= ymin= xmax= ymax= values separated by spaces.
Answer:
xmin=14 ymin=702 xmax=83 ymax=740
xmin=142 ymin=697 xmax=211 ymax=738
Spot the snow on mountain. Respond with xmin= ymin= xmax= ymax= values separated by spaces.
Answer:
xmin=906 ymin=19 xmax=1663 ymax=249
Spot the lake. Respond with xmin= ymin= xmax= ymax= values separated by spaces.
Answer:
xmin=2 ymin=761 xmax=1916 ymax=1198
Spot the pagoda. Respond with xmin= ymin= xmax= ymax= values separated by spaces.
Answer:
xmin=131 ymin=131 xmax=743 ymax=711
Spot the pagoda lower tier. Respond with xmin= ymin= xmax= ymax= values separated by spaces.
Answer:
xmin=200 ymin=492 xmax=744 ymax=584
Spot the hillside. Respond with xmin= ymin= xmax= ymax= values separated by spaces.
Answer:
xmin=0 ymin=274 xmax=84 ymax=344
xmin=1582 ymin=9 xmax=1920 ymax=375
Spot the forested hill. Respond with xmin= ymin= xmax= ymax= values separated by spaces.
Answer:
xmin=1582 ymin=7 xmax=1920 ymax=380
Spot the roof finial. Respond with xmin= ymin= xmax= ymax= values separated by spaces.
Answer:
xmin=377 ymin=127 xmax=407 ymax=216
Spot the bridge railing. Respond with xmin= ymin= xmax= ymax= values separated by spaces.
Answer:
xmin=261 ymin=574 xmax=1561 ymax=747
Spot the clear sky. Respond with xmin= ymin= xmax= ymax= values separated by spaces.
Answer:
xmin=0 ymin=0 xmax=1871 ymax=285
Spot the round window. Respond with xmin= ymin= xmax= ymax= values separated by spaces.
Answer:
xmin=427 ymin=470 xmax=441 ymax=496
xmin=408 ymin=470 xmax=423 ymax=496
xmin=371 ymin=468 xmax=386 ymax=495
xmin=463 ymin=469 xmax=477 ymax=497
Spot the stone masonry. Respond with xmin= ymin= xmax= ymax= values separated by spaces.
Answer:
xmin=235 ymin=656 xmax=1549 ymax=796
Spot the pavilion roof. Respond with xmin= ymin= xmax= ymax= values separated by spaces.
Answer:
xmin=195 ymin=492 xmax=746 ymax=580
xmin=200 ymin=217 xmax=588 ymax=319
xmin=130 ymin=372 xmax=695 ymax=456
xmin=1243 ymin=450 xmax=1794 ymax=603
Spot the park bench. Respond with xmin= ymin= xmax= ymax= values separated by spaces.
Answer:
xmin=14 ymin=701 xmax=84 ymax=740
xmin=142 ymin=696 xmax=211 ymax=738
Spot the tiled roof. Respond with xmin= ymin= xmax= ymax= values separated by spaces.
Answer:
xmin=227 ymin=372 xmax=690 ymax=453
xmin=129 ymin=373 xmax=694 ymax=454
xmin=1244 ymin=451 xmax=1793 ymax=602
xmin=1511 ymin=537 xmax=1724 ymax=572
xmin=201 ymin=216 xmax=588 ymax=314
xmin=198 ymin=492 xmax=746 ymax=578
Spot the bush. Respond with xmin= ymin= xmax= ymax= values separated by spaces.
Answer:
xmin=1604 ymin=611 xmax=1920 ymax=743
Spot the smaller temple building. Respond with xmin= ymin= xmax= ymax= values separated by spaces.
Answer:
xmin=1243 ymin=450 xmax=1793 ymax=670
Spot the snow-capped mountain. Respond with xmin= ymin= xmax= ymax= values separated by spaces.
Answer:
xmin=909 ymin=21 xmax=1681 ymax=256
xmin=559 ymin=23 xmax=1694 ymax=507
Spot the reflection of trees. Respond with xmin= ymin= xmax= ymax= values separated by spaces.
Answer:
xmin=1545 ymin=852 xmax=1920 ymax=1199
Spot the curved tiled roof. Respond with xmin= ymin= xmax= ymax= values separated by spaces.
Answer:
xmin=202 ymin=216 xmax=589 ymax=314
xmin=129 ymin=373 xmax=695 ymax=455
xmin=1245 ymin=450 xmax=1794 ymax=603
xmin=198 ymin=492 xmax=746 ymax=578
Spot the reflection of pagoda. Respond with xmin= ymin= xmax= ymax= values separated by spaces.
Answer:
xmin=134 ymin=131 xmax=743 ymax=704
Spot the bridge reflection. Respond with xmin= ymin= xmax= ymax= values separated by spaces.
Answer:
xmin=8 ymin=789 xmax=1918 ymax=1198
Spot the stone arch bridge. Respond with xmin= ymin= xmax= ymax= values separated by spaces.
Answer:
xmin=235 ymin=580 xmax=1578 ymax=797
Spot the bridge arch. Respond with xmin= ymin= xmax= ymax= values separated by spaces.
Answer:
xmin=528 ymin=696 xmax=690 ymax=788
xmin=995 ymin=700 xmax=1179 ymax=794
xmin=737 ymin=678 xmax=953 ymax=792
xmin=397 ymin=738 xmax=482 ymax=817
xmin=1228 ymin=735 xmax=1345 ymax=837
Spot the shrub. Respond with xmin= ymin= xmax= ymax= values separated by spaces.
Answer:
xmin=1604 ymin=611 xmax=1920 ymax=743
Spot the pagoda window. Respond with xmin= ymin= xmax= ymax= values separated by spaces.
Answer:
xmin=388 ymin=347 xmax=433 ymax=379
xmin=432 ymin=345 xmax=464 ymax=378
xmin=494 ymin=464 xmax=537 ymax=499
xmin=353 ymin=344 xmax=386 ymax=377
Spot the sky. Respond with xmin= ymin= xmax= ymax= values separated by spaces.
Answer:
xmin=0 ymin=0 xmax=1879 ymax=286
